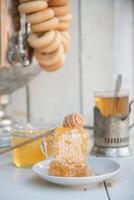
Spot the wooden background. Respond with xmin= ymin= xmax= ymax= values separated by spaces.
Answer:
xmin=7 ymin=0 xmax=134 ymax=126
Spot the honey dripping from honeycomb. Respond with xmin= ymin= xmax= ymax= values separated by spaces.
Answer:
xmin=48 ymin=113 xmax=89 ymax=177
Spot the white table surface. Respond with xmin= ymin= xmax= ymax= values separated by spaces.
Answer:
xmin=0 ymin=130 xmax=134 ymax=200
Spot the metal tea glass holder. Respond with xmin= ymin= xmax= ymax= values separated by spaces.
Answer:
xmin=91 ymin=100 xmax=134 ymax=157
xmin=91 ymin=89 xmax=134 ymax=157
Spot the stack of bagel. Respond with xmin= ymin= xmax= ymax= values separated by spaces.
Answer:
xmin=18 ymin=0 xmax=72 ymax=72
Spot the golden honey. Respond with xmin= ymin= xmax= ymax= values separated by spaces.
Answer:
xmin=12 ymin=128 xmax=45 ymax=168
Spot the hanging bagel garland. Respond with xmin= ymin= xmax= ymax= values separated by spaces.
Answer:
xmin=18 ymin=0 xmax=72 ymax=72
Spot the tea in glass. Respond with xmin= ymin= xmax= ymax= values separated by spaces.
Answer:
xmin=94 ymin=91 xmax=129 ymax=117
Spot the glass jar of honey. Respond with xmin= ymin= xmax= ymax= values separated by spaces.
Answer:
xmin=12 ymin=124 xmax=45 ymax=168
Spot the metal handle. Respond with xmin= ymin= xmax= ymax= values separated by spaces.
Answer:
xmin=40 ymin=137 xmax=55 ymax=160
xmin=40 ymin=140 xmax=48 ymax=159
xmin=129 ymin=99 xmax=134 ymax=129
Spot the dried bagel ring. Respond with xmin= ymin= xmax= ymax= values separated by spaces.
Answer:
xmin=58 ymin=14 xmax=72 ymax=22
xmin=35 ymin=45 xmax=64 ymax=66
xmin=51 ymin=5 xmax=69 ymax=16
xmin=19 ymin=0 xmax=31 ymax=3
xmin=58 ymin=21 xmax=70 ymax=31
xmin=20 ymin=0 xmax=49 ymax=2
xmin=37 ymin=31 xmax=62 ymax=53
xmin=18 ymin=1 xmax=48 ymax=14
xmin=19 ymin=0 xmax=71 ymax=72
xmin=40 ymin=57 xmax=64 ymax=72
xmin=48 ymin=0 xmax=69 ymax=6
xmin=61 ymin=31 xmax=70 ymax=40
xmin=27 ymin=31 xmax=55 ymax=49
xmin=26 ymin=8 xmax=54 ymax=24
xmin=31 ymin=17 xmax=59 ymax=33
xmin=62 ymin=34 xmax=69 ymax=52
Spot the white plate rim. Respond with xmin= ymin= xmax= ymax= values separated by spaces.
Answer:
xmin=32 ymin=157 xmax=120 ymax=184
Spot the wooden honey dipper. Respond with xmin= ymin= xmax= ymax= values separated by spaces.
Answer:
xmin=0 ymin=129 xmax=55 ymax=155
xmin=63 ymin=113 xmax=84 ymax=128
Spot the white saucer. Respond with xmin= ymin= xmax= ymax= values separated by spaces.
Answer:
xmin=32 ymin=157 xmax=120 ymax=186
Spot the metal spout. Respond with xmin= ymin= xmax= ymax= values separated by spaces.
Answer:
xmin=0 ymin=0 xmax=33 ymax=68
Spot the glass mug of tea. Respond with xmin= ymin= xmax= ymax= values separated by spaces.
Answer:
xmin=91 ymin=90 xmax=134 ymax=157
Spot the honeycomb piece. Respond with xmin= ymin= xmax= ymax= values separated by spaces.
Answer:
xmin=47 ymin=127 xmax=89 ymax=177
xmin=49 ymin=159 xmax=89 ymax=177
xmin=54 ymin=127 xmax=89 ymax=162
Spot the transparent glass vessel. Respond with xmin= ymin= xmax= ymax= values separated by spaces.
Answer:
xmin=12 ymin=124 xmax=45 ymax=168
